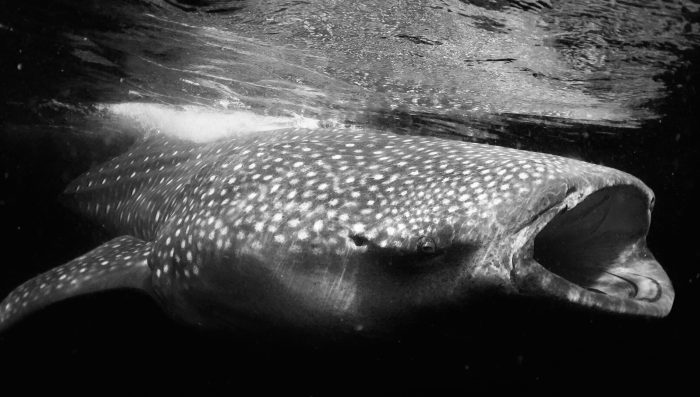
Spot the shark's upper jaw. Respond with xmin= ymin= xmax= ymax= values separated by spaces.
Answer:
xmin=511 ymin=183 xmax=674 ymax=317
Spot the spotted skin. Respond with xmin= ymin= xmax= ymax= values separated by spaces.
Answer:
xmin=0 ymin=127 xmax=674 ymax=332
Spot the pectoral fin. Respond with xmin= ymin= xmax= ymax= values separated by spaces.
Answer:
xmin=0 ymin=236 xmax=152 ymax=331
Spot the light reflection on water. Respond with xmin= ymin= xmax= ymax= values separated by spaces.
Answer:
xmin=2 ymin=0 xmax=698 ymax=145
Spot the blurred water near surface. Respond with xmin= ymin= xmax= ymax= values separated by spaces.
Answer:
xmin=3 ymin=0 xmax=698 ymax=135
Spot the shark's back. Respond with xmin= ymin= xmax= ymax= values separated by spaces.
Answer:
xmin=63 ymin=134 xmax=203 ymax=240
xmin=61 ymin=128 xmax=309 ymax=240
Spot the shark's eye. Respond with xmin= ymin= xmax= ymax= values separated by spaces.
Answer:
xmin=416 ymin=236 xmax=436 ymax=254
xmin=350 ymin=234 xmax=369 ymax=247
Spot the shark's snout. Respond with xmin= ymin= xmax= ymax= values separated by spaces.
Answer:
xmin=512 ymin=183 xmax=674 ymax=317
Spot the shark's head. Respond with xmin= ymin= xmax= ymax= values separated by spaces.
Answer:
xmin=146 ymin=128 xmax=673 ymax=331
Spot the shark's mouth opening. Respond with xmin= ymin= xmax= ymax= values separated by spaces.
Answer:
xmin=525 ymin=185 xmax=674 ymax=317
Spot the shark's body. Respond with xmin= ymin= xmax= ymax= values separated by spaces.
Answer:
xmin=0 ymin=124 xmax=674 ymax=332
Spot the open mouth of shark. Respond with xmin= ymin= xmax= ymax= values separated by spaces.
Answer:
xmin=521 ymin=185 xmax=674 ymax=317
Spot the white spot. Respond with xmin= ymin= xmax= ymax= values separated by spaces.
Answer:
xmin=352 ymin=223 xmax=365 ymax=234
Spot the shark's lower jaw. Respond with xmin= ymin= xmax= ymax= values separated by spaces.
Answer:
xmin=513 ymin=184 xmax=674 ymax=317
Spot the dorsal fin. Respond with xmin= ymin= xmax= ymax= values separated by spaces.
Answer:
xmin=0 ymin=236 xmax=152 ymax=332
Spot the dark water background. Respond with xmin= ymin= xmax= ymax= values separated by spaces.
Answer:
xmin=0 ymin=0 xmax=699 ymax=393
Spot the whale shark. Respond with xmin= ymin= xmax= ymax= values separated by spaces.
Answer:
xmin=0 ymin=107 xmax=674 ymax=332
